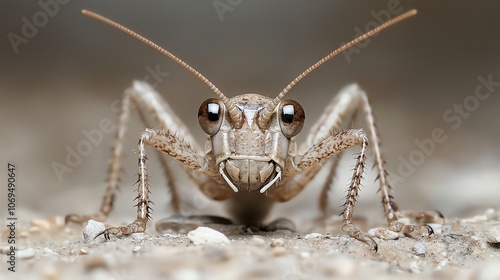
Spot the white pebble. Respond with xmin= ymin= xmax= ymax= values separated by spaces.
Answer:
xmin=187 ymin=227 xmax=230 ymax=245
xmin=250 ymin=236 xmax=266 ymax=246
xmin=29 ymin=226 xmax=40 ymax=233
xmin=30 ymin=218 xmax=51 ymax=230
xmin=83 ymin=220 xmax=106 ymax=242
xmin=485 ymin=225 xmax=500 ymax=244
xmin=368 ymin=228 xmax=399 ymax=240
xmin=271 ymin=238 xmax=285 ymax=247
xmin=17 ymin=248 xmax=35 ymax=259
xmin=435 ymin=259 xmax=448 ymax=270
xmin=304 ymin=233 xmax=323 ymax=240
xmin=132 ymin=246 xmax=142 ymax=252
xmin=413 ymin=242 xmax=427 ymax=255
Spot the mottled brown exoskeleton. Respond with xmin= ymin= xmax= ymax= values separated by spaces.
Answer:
xmin=67 ymin=9 xmax=442 ymax=252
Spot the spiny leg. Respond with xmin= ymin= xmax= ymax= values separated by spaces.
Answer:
xmin=271 ymin=128 xmax=378 ymax=250
xmin=135 ymin=99 xmax=180 ymax=214
xmin=99 ymin=128 xmax=232 ymax=239
xmin=269 ymin=84 xmax=437 ymax=249
xmin=311 ymin=84 xmax=436 ymax=236
xmin=98 ymin=131 xmax=151 ymax=238
xmin=350 ymin=86 xmax=438 ymax=235
xmin=65 ymin=84 xmax=133 ymax=224
xmin=338 ymin=132 xmax=378 ymax=251
xmin=269 ymin=84 xmax=363 ymax=202
xmin=318 ymin=154 xmax=341 ymax=218
xmin=66 ymin=81 xmax=205 ymax=224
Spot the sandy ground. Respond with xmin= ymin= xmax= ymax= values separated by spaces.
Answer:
xmin=1 ymin=206 xmax=500 ymax=280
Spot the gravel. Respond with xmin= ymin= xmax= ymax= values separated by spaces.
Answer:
xmin=187 ymin=226 xmax=231 ymax=245
xmin=82 ymin=220 xmax=106 ymax=242
xmin=1 ymin=209 xmax=499 ymax=279
xmin=485 ymin=225 xmax=500 ymax=244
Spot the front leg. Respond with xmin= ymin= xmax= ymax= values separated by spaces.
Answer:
xmin=273 ymin=129 xmax=378 ymax=251
xmin=99 ymin=128 xmax=232 ymax=239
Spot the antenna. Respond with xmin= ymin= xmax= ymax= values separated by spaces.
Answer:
xmin=258 ymin=9 xmax=418 ymax=128
xmin=81 ymin=10 xmax=243 ymax=125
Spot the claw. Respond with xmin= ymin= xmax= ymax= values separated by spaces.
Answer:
xmin=342 ymin=223 xmax=378 ymax=253
xmin=95 ymin=229 xmax=110 ymax=240
xmin=371 ymin=239 xmax=378 ymax=253
xmin=426 ymin=225 xmax=435 ymax=236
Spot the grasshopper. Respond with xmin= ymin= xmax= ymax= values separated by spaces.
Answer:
xmin=67 ymin=9 xmax=442 ymax=252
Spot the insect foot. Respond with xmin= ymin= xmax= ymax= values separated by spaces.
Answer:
xmin=96 ymin=219 xmax=147 ymax=240
xmin=343 ymin=223 xmax=378 ymax=253
xmin=390 ymin=210 xmax=445 ymax=237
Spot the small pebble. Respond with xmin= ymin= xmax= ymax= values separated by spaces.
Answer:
xmin=250 ymin=236 xmax=266 ymax=246
xmin=485 ymin=225 xmax=500 ymax=244
xmin=132 ymin=246 xmax=142 ymax=252
xmin=436 ymin=259 xmax=449 ymax=270
xmin=304 ymin=233 xmax=323 ymax=240
xmin=413 ymin=242 xmax=427 ymax=255
xmin=271 ymin=238 xmax=285 ymax=247
xmin=131 ymin=233 xmax=145 ymax=241
xmin=187 ymin=227 xmax=230 ymax=245
xmin=29 ymin=226 xmax=40 ymax=233
xmin=368 ymin=228 xmax=399 ymax=240
xmin=30 ymin=218 xmax=51 ymax=230
xmin=17 ymin=248 xmax=35 ymax=259
xmin=83 ymin=220 xmax=106 ymax=242
xmin=400 ymin=260 xmax=421 ymax=273
xmin=43 ymin=247 xmax=59 ymax=257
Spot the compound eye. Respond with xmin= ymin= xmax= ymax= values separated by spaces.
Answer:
xmin=278 ymin=99 xmax=305 ymax=138
xmin=198 ymin=98 xmax=224 ymax=136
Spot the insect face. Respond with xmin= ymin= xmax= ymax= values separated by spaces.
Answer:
xmin=198 ymin=94 xmax=304 ymax=193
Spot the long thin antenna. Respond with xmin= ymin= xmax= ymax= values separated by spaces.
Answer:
xmin=258 ymin=9 xmax=418 ymax=128
xmin=81 ymin=10 xmax=242 ymax=125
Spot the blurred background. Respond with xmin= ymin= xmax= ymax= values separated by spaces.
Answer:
xmin=1 ymin=1 xmax=499 ymax=228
